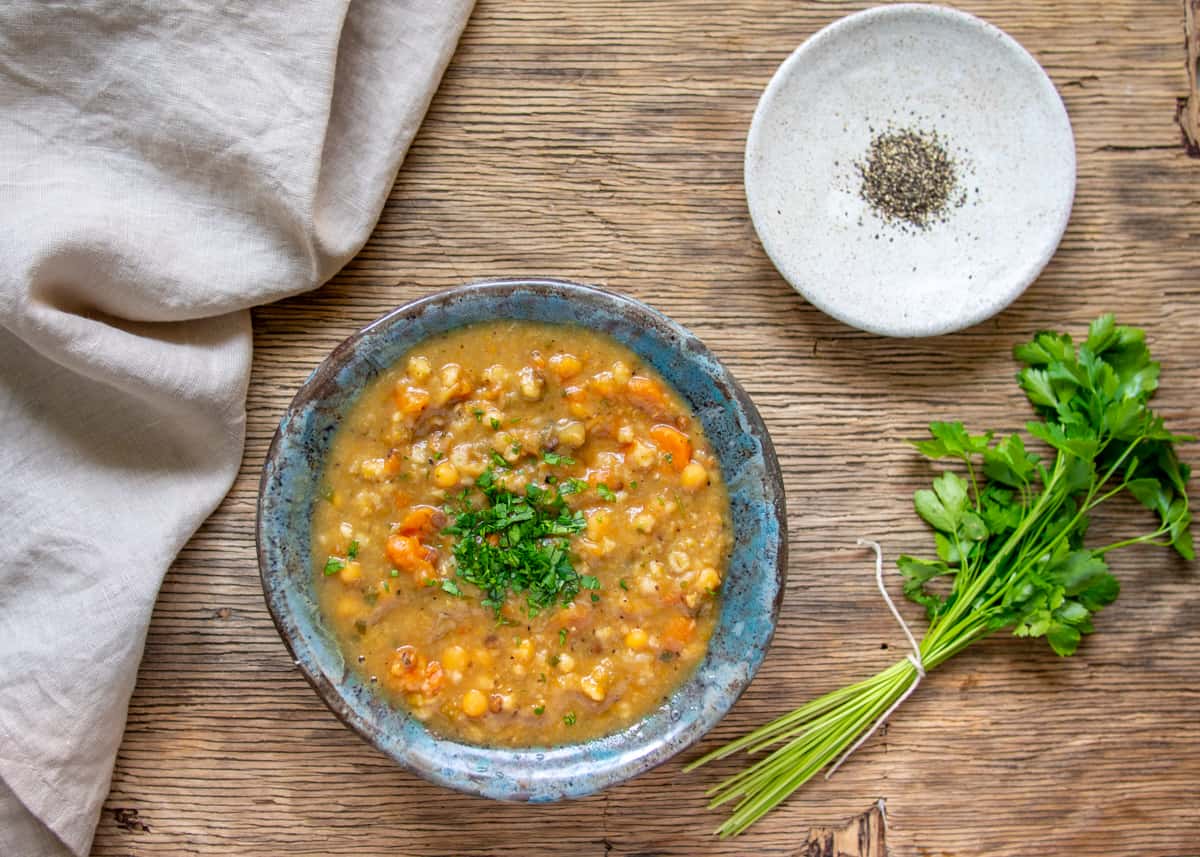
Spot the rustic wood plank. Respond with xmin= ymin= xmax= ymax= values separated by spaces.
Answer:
xmin=93 ymin=1 xmax=1200 ymax=855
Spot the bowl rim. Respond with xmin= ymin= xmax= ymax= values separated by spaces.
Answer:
xmin=256 ymin=277 xmax=787 ymax=799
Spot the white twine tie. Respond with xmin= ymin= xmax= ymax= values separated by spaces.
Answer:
xmin=825 ymin=538 xmax=926 ymax=779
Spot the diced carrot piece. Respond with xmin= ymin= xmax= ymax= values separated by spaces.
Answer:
xmin=649 ymin=424 xmax=691 ymax=471
xmin=627 ymin=375 xmax=665 ymax=400
xmin=398 ymin=504 xmax=447 ymax=536
xmin=394 ymin=384 xmax=430 ymax=417
xmin=386 ymin=533 xmax=436 ymax=581
xmin=662 ymin=615 xmax=696 ymax=651
xmin=564 ymin=385 xmax=591 ymax=418
xmin=383 ymin=451 xmax=404 ymax=476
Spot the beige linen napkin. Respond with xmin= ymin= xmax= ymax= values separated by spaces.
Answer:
xmin=0 ymin=2 xmax=474 ymax=854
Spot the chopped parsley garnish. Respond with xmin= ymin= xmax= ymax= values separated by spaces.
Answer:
xmin=558 ymin=628 xmax=568 ymax=646
xmin=597 ymin=483 xmax=616 ymax=502
xmin=473 ymin=409 xmax=484 ymax=423
xmin=664 ymin=452 xmax=674 ymax=464
xmin=347 ymin=540 xmax=359 ymax=559
xmin=323 ymin=556 xmax=345 ymax=576
xmin=433 ymin=450 xmax=444 ymax=461
xmin=489 ymin=451 xmax=511 ymax=470
xmin=542 ymin=451 xmax=575 ymax=466
xmin=441 ymin=579 xmax=462 ymax=597
xmin=558 ymin=478 xmax=588 ymax=496
xmin=563 ymin=711 xmax=577 ymax=726
xmin=533 ymin=705 xmax=545 ymax=716
xmin=490 ymin=417 xmax=501 ymax=430
xmin=549 ymin=654 xmax=561 ymax=667
xmin=390 ymin=569 xmax=399 ymax=578
xmin=580 ymin=575 xmax=600 ymax=590
xmin=443 ymin=468 xmax=588 ymax=616
xmin=630 ymin=480 xmax=639 ymax=490
xmin=590 ymin=593 xmax=600 ymax=603
xmin=619 ymin=578 xmax=629 ymax=591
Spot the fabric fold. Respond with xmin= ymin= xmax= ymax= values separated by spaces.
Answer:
xmin=0 ymin=2 xmax=474 ymax=854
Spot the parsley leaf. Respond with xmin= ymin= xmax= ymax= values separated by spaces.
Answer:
xmin=690 ymin=316 xmax=1195 ymax=837
xmin=347 ymin=540 xmax=359 ymax=560
xmin=597 ymin=483 xmax=616 ymax=502
xmin=543 ymin=451 xmax=576 ymax=466
xmin=323 ymin=556 xmax=345 ymax=576
xmin=489 ymin=451 xmax=511 ymax=470
xmin=558 ymin=478 xmax=588 ymax=496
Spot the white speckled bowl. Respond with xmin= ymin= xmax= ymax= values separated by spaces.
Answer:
xmin=745 ymin=3 xmax=1076 ymax=337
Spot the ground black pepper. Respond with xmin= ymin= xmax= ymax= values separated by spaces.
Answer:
xmin=857 ymin=126 xmax=963 ymax=229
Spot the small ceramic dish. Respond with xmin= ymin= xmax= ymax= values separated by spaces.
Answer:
xmin=257 ymin=278 xmax=787 ymax=800
xmin=745 ymin=3 xmax=1076 ymax=337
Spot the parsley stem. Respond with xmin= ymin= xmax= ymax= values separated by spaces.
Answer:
xmin=692 ymin=317 xmax=1194 ymax=837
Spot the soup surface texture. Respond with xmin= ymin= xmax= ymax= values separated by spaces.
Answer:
xmin=312 ymin=320 xmax=731 ymax=746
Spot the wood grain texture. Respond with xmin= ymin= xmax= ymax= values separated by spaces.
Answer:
xmin=93 ymin=1 xmax=1200 ymax=855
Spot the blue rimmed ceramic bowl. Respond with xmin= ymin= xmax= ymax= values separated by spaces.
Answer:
xmin=257 ymin=278 xmax=787 ymax=800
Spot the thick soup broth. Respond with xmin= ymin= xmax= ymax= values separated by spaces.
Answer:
xmin=312 ymin=321 xmax=731 ymax=746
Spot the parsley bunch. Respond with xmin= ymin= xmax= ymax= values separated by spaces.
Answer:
xmin=444 ymin=469 xmax=589 ymax=615
xmin=687 ymin=316 xmax=1194 ymax=836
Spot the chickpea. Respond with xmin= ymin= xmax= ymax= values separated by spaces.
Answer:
xmin=628 ymin=440 xmax=657 ymax=470
xmin=580 ymin=665 xmax=610 ymax=702
xmin=440 ymin=363 xmax=463 ymax=388
xmin=667 ymin=551 xmax=690 ymax=574
xmin=407 ymin=355 xmax=432 ymax=381
xmin=586 ymin=510 xmax=611 ymax=540
xmin=359 ymin=458 xmax=386 ymax=480
xmin=432 ymin=460 xmax=460 ymax=488
xmin=548 ymin=352 xmax=583 ymax=379
xmin=482 ymin=363 xmax=510 ymax=388
xmin=556 ymin=653 xmax=576 ymax=673
xmin=617 ymin=424 xmax=635 ymax=444
xmin=461 ymin=688 xmax=488 ymax=718
xmin=556 ymin=420 xmax=587 ymax=449
xmin=611 ymin=360 xmax=632 ymax=386
xmin=625 ymin=628 xmax=649 ymax=650
xmin=442 ymin=645 xmax=468 ymax=672
xmin=680 ymin=460 xmax=709 ymax=491
xmin=590 ymin=371 xmax=616 ymax=396
xmin=696 ymin=566 xmax=723 ymax=593
xmin=513 ymin=639 xmax=534 ymax=663
xmin=633 ymin=512 xmax=656 ymax=534
xmin=518 ymin=366 xmax=544 ymax=400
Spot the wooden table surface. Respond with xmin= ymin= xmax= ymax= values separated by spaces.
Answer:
xmin=92 ymin=2 xmax=1200 ymax=855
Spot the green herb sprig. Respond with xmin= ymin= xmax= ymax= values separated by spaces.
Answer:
xmin=687 ymin=316 xmax=1193 ymax=836
xmin=443 ymin=469 xmax=587 ymax=615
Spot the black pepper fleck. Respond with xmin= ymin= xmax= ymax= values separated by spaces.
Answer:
xmin=857 ymin=126 xmax=965 ymax=229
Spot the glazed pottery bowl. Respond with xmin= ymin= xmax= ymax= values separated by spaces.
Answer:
xmin=257 ymin=278 xmax=787 ymax=800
